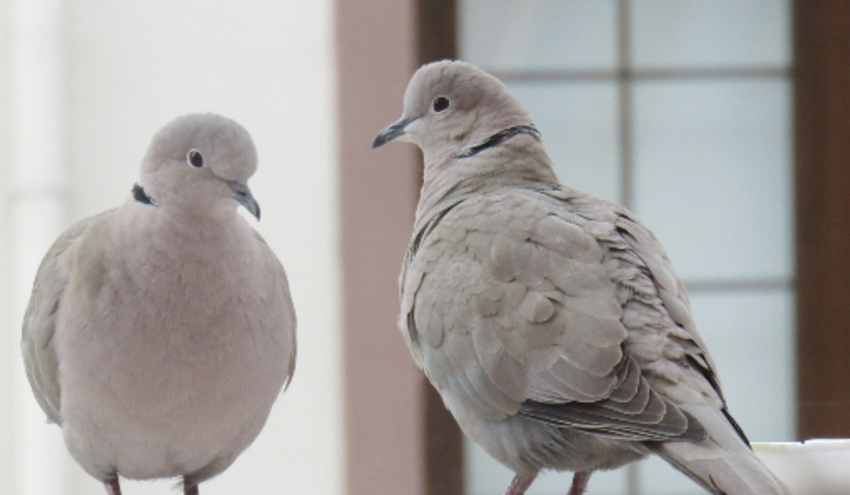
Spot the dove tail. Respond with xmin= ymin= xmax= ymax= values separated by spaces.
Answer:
xmin=645 ymin=407 xmax=790 ymax=495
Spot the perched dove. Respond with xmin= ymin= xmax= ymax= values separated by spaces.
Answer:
xmin=22 ymin=113 xmax=297 ymax=495
xmin=373 ymin=60 xmax=789 ymax=495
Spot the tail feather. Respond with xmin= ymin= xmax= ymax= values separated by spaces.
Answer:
xmin=646 ymin=406 xmax=790 ymax=495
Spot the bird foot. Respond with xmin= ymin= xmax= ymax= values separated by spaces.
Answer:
xmin=104 ymin=478 xmax=122 ymax=495
xmin=566 ymin=471 xmax=591 ymax=495
xmin=504 ymin=474 xmax=537 ymax=495
xmin=184 ymin=480 xmax=199 ymax=495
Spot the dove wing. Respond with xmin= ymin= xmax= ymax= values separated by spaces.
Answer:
xmin=401 ymin=190 xmax=706 ymax=441
xmin=559 ymin=189 xmax=733 ymax=408
xmin=21 ymin=210 xmax=113 ymax=425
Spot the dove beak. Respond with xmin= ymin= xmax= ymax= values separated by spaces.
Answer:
xmin=227 ymin=180 xmax=261 ymax=221
xmin=372 ymin=116 xmax=417 ymax=149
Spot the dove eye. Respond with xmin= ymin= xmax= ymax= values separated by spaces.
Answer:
xmin=187 ymin=149 xmax=204 ymax=168
xmin=432 ymin=96 xmax=450 ymax=113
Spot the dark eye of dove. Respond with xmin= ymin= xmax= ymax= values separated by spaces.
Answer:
xmin=187 ymin=149 xmax=204 ymax=168
xmin=432 ymin=96 xmax=450 ymax=113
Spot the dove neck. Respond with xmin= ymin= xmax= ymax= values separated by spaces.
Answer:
xmin=125 ymin=192 xmax=246 ymax=234
xmin=416 ymin=133 xmax=559 ymax=229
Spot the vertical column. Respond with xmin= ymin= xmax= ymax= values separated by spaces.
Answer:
xmin=8 ymin=0 xmax=69 ymax=493
xmin=795 ymin=1 xmax=850 ymax=439
xmin=335 ymin=1 xmax=425 ymax=495
xmin=618 ymin=2 xmax=638 ymax=492
xmin=617 ymin=0 xmax=634 ymax=211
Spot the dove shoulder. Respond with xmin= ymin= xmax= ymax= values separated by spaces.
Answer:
xmin=22 ymin=209 xmax=115 ymax=425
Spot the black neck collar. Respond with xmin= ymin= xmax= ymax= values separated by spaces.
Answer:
xmin=456 ymin=124 xmax=541 ymax=159
xmin=132 ymin=183 xmax=158 ymax=206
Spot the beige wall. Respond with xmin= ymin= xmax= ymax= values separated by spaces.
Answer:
xmin=335 ymin=1 xmax=428 ymax=495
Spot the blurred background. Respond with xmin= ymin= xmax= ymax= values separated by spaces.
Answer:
xmin=1 ymin=1 xmax=848 ymax=494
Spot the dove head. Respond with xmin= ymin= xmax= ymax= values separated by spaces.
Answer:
xmin=372 ymin=60 xmax=535 ymax=162
xmin=137 ymin=113 xmax=261 ymax=220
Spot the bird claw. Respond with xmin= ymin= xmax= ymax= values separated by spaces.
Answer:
xmin=567 ymin=471 xmax=591 ymax=495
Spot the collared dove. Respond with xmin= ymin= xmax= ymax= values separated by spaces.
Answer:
xmin=373 ymin=60 xmax=789 ymax=495
xmin=22 ymin=113 xmax=297 ymax=495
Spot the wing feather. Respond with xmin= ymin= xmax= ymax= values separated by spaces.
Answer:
xmin=401 ymin=190 xmax=711 ymax=445
xmin=22 ymin=211 xmax=113 ymax=425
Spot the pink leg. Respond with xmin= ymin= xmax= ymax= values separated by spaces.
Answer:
xmin=184 ymin=479 xmax=199 ymax=495
xmin=504 ymin=474 xmax=537 ymax=495
xmin=104 ymin=478 xmax=122 ymax=495
xmin=567 ymin=471 xmax=591 ymax=495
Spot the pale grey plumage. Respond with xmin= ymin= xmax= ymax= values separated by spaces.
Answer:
xmin=374 ymin=60 xmax=789 ymax=495
xmin=22 ymin=113 xmax=296 ymax=494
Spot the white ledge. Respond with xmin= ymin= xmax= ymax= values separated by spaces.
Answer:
xmin=753 ymin=439 xmax=850 ymax=495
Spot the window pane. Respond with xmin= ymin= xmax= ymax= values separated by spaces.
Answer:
xmin=689 ymin=290 xmax=796 ymax=442
xmin=632 ymin=78 xmax=792 ymax=282
xmin=630 ymin=0 xmax=791 ymax=69
xmin=508 ymin=81 xmax=621 ymax=203
xmin=460 ymin=0 xmax=618 ymax=71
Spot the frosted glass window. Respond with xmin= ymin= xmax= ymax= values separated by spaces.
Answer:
xmin=632 ymin=79 xmax=792 ymax=282
xmin=465 ymin=440 xmax=627 ymax=495
xmin=688 ymin=290 xmax=796 ymax=441
xmin=508 ymin=81 xmax=620 ymax=202
xmin=637 ymin=289 xmax=796 ymax=495
xmin=631 ymin=0 xmax=791 ymax=69
xmin=460 ymin=0 xmax=617 ymax=72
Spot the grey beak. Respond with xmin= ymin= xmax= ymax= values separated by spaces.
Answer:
xmin=372 ymin=116 xmax=417 ymax=149
xmin=227 ymin=181 xmax=261 ymax=220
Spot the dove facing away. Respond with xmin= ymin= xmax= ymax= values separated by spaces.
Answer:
xmin=373 ymin=60 xmax=790 ymax=495
xmin=22 ymin=113 xmax=297 ymax=495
